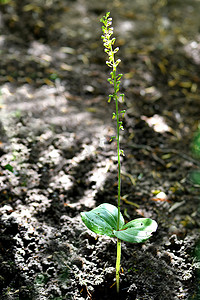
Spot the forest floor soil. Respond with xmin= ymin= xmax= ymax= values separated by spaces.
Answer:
xmin=1 ymin=1 xmax=200 ymax=299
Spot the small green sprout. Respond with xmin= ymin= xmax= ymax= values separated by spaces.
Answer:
xmin=3 ymin=164 xmax=14 ymax=173
xmin=81 ymin=12 xmax=158 ymax=293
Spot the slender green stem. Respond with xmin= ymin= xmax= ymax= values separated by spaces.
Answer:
xmin=113 ymin=66 xmax=121 ymax=294
xmin=116 ymin=238 xmax=121 ymax=293
xmin=113 ymin=69 xmax=121 ymax=231
xmin=112 ymin=31 xmax=122 ymax=295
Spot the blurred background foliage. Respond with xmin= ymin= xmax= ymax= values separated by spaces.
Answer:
xmin=190 ymin=130 xmax=200 ymax=185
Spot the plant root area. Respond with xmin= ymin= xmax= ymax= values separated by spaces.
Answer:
xmin=1 ymin=1 xmax=200 ymax=299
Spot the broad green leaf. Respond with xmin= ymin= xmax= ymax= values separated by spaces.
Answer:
xmin=189 ymin=170 xmax=200 ymax=185
xmin=113 ymin=218 xmax=157 ymax=243
xmin=80 ymin=203 xmax=124 ymax=237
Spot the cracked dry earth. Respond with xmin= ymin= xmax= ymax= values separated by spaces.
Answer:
xmin=1 ymin=0 xmax=200 ymax=299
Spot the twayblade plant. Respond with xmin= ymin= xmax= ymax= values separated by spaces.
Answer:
xmin=81 ymin=12 xmax=158 ymax=293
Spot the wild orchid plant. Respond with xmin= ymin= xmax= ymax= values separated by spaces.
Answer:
xmin=81 ymin=12 xmax=158 ymax=293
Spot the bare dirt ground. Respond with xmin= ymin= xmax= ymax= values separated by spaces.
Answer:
xmin=1 ymin=0 xmax=200 ymax=299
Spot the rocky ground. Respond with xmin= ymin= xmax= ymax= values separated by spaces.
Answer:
xmin=1 ymin=0 xmax=200 ymax=299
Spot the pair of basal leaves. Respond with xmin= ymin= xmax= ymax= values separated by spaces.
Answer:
xmin=81 ymin=203 xmax=157 ymax=243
